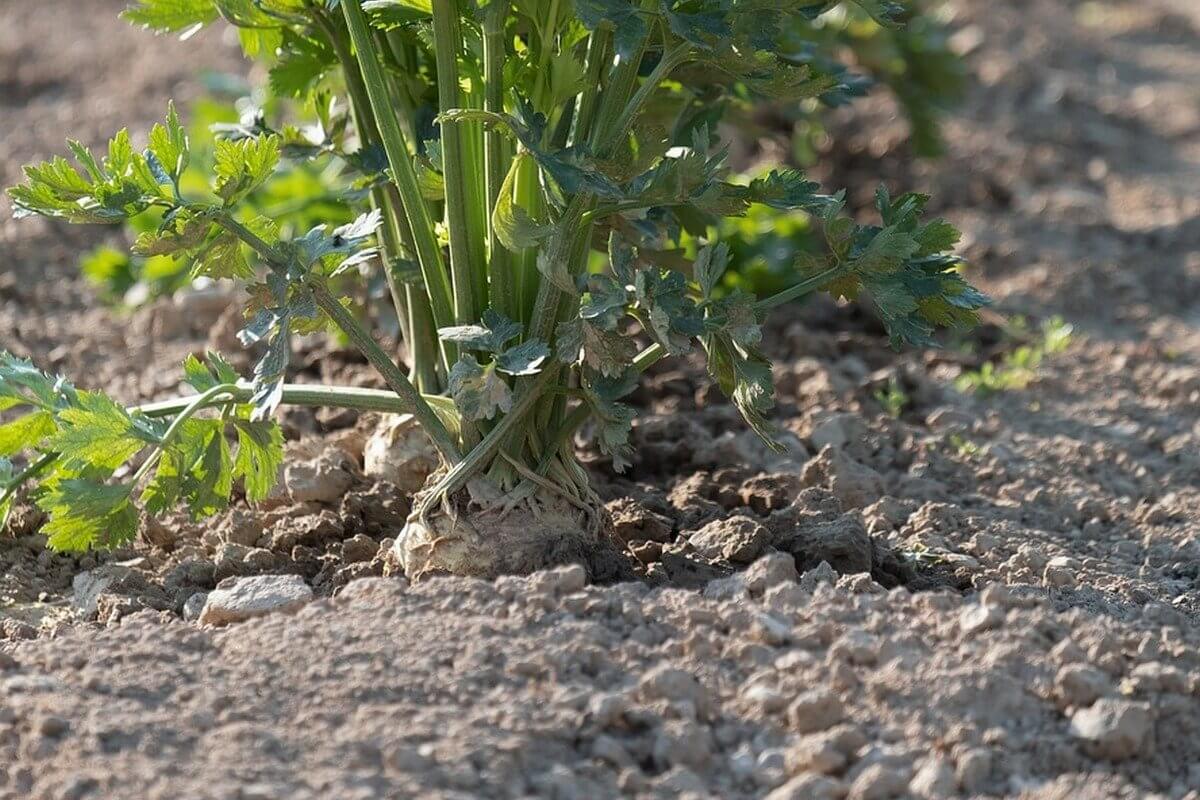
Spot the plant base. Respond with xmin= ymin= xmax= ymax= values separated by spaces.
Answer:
xmin=385 ymin=476 xmax=633 ymax=582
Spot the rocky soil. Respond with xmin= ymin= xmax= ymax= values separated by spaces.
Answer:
xmin=2 ymin=0 xmax=1200 ymax=798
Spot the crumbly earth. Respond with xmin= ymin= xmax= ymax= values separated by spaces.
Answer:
xmin=2 ymin=0 xmax=1200 ymax=798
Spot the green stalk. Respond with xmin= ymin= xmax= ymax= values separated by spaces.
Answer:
xmin=309 ymin=281 xmax=462 ymax=463
xmin=135 ymin=383 xmax=457 ymax=420
xmin=571 ymin=31 xmax=611 ymax=147
xmin=341 ymin=0 xmax=456 ymax=353
xmin=755 ymin=264 xmax=849 ymax=310
xmin=483 ymin=0 xmax=514 ymax=318
xmin=313 ymin=9 xmax=433 ymax=377
xmin=431 ymin=0 xmax=485 ymax=324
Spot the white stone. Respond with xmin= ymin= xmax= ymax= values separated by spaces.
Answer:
xmin=198 ymin=575 xmax=314 ymax=626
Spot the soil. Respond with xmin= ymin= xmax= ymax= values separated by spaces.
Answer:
xmin=2 ymin=0 xmax=1200 ymax=798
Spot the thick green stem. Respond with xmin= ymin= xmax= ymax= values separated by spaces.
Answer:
xmin=431 ymin=0 xmax=486 ymax=325
xmin=309 ymin=281 xmax=462 ymax=463
xmin=341 ymin=0 xmax=456 ymax=355
xmin=483 ymin=0 xmax=513 ymax=318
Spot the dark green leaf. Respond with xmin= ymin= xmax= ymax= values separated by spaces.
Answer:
xmin=448 ymin=356 xmax=512 ymax=421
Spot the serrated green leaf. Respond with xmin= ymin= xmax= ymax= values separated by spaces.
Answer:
xmin=448 ymin=356 xmax=512 ymax=421
xmin=0 ymin=352 xmax=72 ymax=410
xmin=438 ymin=308 xmax=523 ymax=353
xmin=703 ymin=332 xmax=782 ymax=451
xmin=556 ymin=318 xmax=636 ymax=378
xmin=851 ymin=224 xmax=919 ymax=274
xmin=494 ymin=340 xmax=550 ymax=376
xmin=122 ymin=0 xmax=219 ymax=34
xmin=193 ymin=231 xmax=253 ymax=280
xmin=634 ymin=268 xmax=705 ymax=355
xmin=580 ymin=275 xmax=629 ymax=330
xmin=213 ymin=135 xmax=280 ymax=205
xmin=232 ymin=418 xmax=284 ymax=502
xmin=51 ymin=392 xmax=156 ymax=471
xmin=39 ymin=480 xmax=137 ymax=552
xmin=147 ymin=101 xmax=189 ymax=181
xmin=916 ymin=219 xmax=961 ymax=257
xmin=694 ymin=242 xmax=729 ymax=299
xmin=0 ymin=411 xmax=56 ymax=457
xmin=581 ymin=369 xmax=638 ymax=472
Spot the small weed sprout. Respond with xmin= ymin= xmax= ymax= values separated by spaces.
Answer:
xmin=956 ymin=316 xmax=1072 ymax=394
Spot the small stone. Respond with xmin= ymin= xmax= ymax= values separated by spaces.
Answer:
xmin=1055 ymin=664 xmax=1111 ymax=708
xmin=763 ymin=582 xmax=809 ymax=614
xmin=848 ymin=763 xmax=910 ymax=800
xmin=742 ymin=552 xmax=800 ymax=594
xmin=954 ymin=747 xmax=991 ymax=794
xmin=776 ymin=515 xmax=874 ymax=576
xmin=958 ymin=603 xmax=1003 ymax=635
xmin=741 ymin=682 xmax=789 ymax=714
xmin=284 ymin=450 xmax=355 ymax=504
xmin=800 ymin=447 xmax=884 ymax=510
xmin=787 ymin=736 xmax=847 ymax=775
xmin=639 ymin=666 xmax=711 ymax=718
xmin=341 ymin=534 xmax=379 ymax=564
xmin=182 ymin=592 xmax=208 ymax=622
xmin=788 ymin=688 xmax=844 ymax=734
xmin=37 ymin=714 xmax=69 ymax=737
xmin=606 ymin=498 xmax=674 ymax=543
xmin=591 ymin=735 xmax=634 ymax=768
xmin=754 ymin=747 xmax=788 ymax=788
xmin=909 ymin=758 xmax=956 ymax=799
xmin=810 ymin=413 xmax=867 ymax=450
xmin=1069 ymin=699 xmax=1154 ymax=761
xmin=799 ymin=561 xmax=837 ymax=593
xmin=652 ymin=720 xmax=711 ymax=769
xmin=751 ymin=612 xmax=793 ymax=647
xmin=765 ymin=774 xmax=843 ymax=800
xmin=198 ymin=574 xmax=314 ymax=626
xmin=656 ymin=767 xmax=707 ymax=795
xmin=1043 ymin=557 xmax=1077 ymax=589
xmin=688 ymin=516 xmax=770 ymax=564
xmin=363 ymin=414 xmax=438 ymax=494
xmin=218 ymin=508 xmax=263 ymax=547
xmin=831 ymin=631 xmax=880 ymax=666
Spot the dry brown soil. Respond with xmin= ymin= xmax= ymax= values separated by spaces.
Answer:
xmin=2 ymin=0 xmax=1200 ymax=798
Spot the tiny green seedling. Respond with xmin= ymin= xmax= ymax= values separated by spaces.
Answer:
xmin=2 ymin=0 xmax=986 ymax=577
xmin=873 ymin=377 xmax=909 ymax=418
xmin=956 ymin=316 xmax=1072 ymax=394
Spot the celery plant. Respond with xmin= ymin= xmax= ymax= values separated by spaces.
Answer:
xmin=3 ymin=0 xmax=985 ymax=577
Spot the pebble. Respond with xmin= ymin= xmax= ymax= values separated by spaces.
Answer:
xmin=198 ymin=575 xmax=314 ymax=627
xmin=652 ymin=720 xmax=711 ymax=769
xmin=765 ymin=773 xmax=844 ymax=800
xmin=909 ymin=757 xmax=956 ymax=798
xmin=639 ymin=666 xmax=711 ymax=718
xmin=182 ymin=592 xmax=208 ymax=622
xmin=688 ymin=516 xmax=770 ymax=564
xmin=742 ymin=552 xmax=801 ymax=595
xmin=1069 ymin=698 xmax=1154 ymax=761
xmin=788 ymin=689 xmax=845 ymax=734
xmin=1055 ymin=663 xmax=1111 ymax=707
xmin=848 ymin=763 xmax=910 ymax=800
xmin=959 ymin=603 xmax=1004 ymax=635
xmin=954 ymin=747 xmax=992 ymax=793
